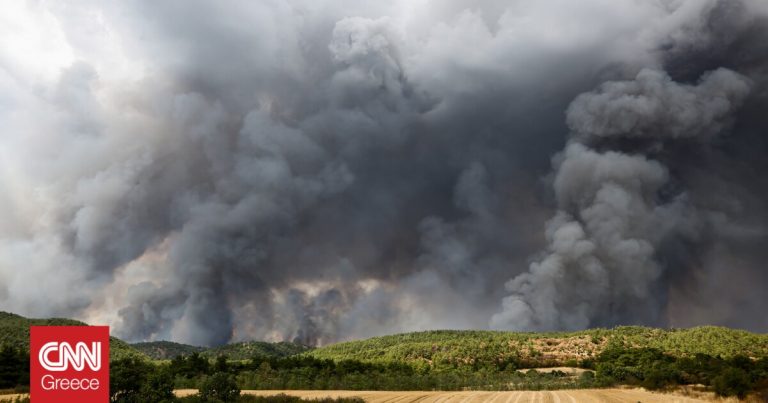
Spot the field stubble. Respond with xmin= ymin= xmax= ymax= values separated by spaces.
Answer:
xmin=172 ymin=388 xmax=738 ymax=403
xmin=0 ymin=388 xmax=756 ymax=402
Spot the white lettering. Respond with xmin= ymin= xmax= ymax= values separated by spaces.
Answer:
xmin=41 ymin=374 xmax=100 ymax=391
xmin=39 ymin=341 xmax=101 ymax=372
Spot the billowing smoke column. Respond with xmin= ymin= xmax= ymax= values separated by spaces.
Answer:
xmin=1 ymin=0 xmax=768 ymax=346
xmin=491 ymin=69 xmax=751 ymax=331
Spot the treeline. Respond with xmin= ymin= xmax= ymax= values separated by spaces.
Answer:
xmin=0 ymin=346 xmax=28 ymax=392
xmin=308 ymin=327 xmax=768 ymax=368
xmin=167 ymin=353 xmax=594 ymax=391
xmin=592 ymin=344 xmax=768 ymax=399
xmin=150 ymin=347 xmax=768 ymax=398
xmin=3 ymin=342 xmax=768 ymax=400
xmin=111 ymin=357 xmax=366 ymax=402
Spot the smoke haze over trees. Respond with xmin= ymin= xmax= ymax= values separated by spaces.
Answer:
xmin=1 ymin=0 xmax=767 ymax=346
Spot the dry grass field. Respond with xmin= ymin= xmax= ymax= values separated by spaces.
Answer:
xmin=2 ymin=388 xmax=760 ymax=402
xmin=172 ymin=389 xmax=721 ymax=402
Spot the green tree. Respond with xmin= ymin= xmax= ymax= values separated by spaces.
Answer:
xmin=140 ymin=368 xmax=176 ymax=403
xmin=215 ymin=355 xmax=229 ymax=373
xmin=0 ymin=346 xmax=24 ymax=389
xmin=200 ymin=372 xmax=240 ymax=402
xmin=110 ymin=357 xmax=153 ymax=402
xmin=712 ymin=367 xmax=752 ymax=399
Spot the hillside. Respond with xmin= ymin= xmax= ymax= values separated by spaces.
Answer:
xmin=132 ymin=339 xmax=310 ymax=360
xmin=307 ymin=326 xmax=768 ymax=369
xmin=0 ymin=311 xmax=144 ymax=360
xmin=1 ymin=310 xmax=765 ymax=398
xmin=2 ymin=309 xmax=765 ymax=369
xmin=132 ymin=340 xmax=206 ymax=360
xmin=202 ymin=341 xmax=311 ymax=360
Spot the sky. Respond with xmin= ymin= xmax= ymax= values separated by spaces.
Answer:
xmin=1 ymin=0 xmax=767 ymax=347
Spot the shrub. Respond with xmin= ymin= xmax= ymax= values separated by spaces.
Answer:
xmin=577 ymin=370 xmax=595 ymax=387
xmin=110 ymin=357 xmax=175 ymax=402
xmin=712 ymin=367 xmax=752 ymax=399
xmin=200 ymin=372 xmax=241 ymax=402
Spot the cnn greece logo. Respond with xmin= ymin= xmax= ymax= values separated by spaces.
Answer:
xmin=39 ymin=341 xmax=101 ymax=372
xmin=31 ymin=326 xmax=110 ymax=403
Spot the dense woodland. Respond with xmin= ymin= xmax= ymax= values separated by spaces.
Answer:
xmin=308 ymin=327 xmax=768 ymax=366
xmin=115 ymin=344 xmax=767 ymax=399
xmin=133 ymin=340 xmax=310 ymax=361
xmin=2 ymin=312 xmax=768 ymax=401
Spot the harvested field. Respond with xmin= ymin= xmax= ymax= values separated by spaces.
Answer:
xmin=173 ymin=389 xmax=714 ymax=402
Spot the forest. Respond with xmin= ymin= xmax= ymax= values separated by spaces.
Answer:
xmin=3 ymin=341 xmax=767 ymax=401
xmin=2 ymin=312 xmax=768 ymax=401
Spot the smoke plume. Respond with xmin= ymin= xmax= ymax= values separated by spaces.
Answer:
xmin=0 ymin=0 xmax=767 ymax=346
xmin=491 ymin=69 xmax=751 ymax=330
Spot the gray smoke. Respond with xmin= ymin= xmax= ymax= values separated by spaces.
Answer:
xmin=567 ymin=69 xmax=751 ymax=141
xmin=491 ymin=69 xmax=751 ymax=330
xmin=1 ymin=0 xmax=767 ymax=346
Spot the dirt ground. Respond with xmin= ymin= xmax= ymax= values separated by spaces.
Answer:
xmin=173 ymin=388 xmax=718 ymax=402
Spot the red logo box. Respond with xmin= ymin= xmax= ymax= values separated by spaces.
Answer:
xmin=30 ymin=326 xmax=110 ymax=403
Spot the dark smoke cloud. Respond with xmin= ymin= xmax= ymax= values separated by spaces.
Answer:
xmin=0 ymin=0 xmax=767 ymax=346
xmin=491 ymin=69 xmax=751 ymax=331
